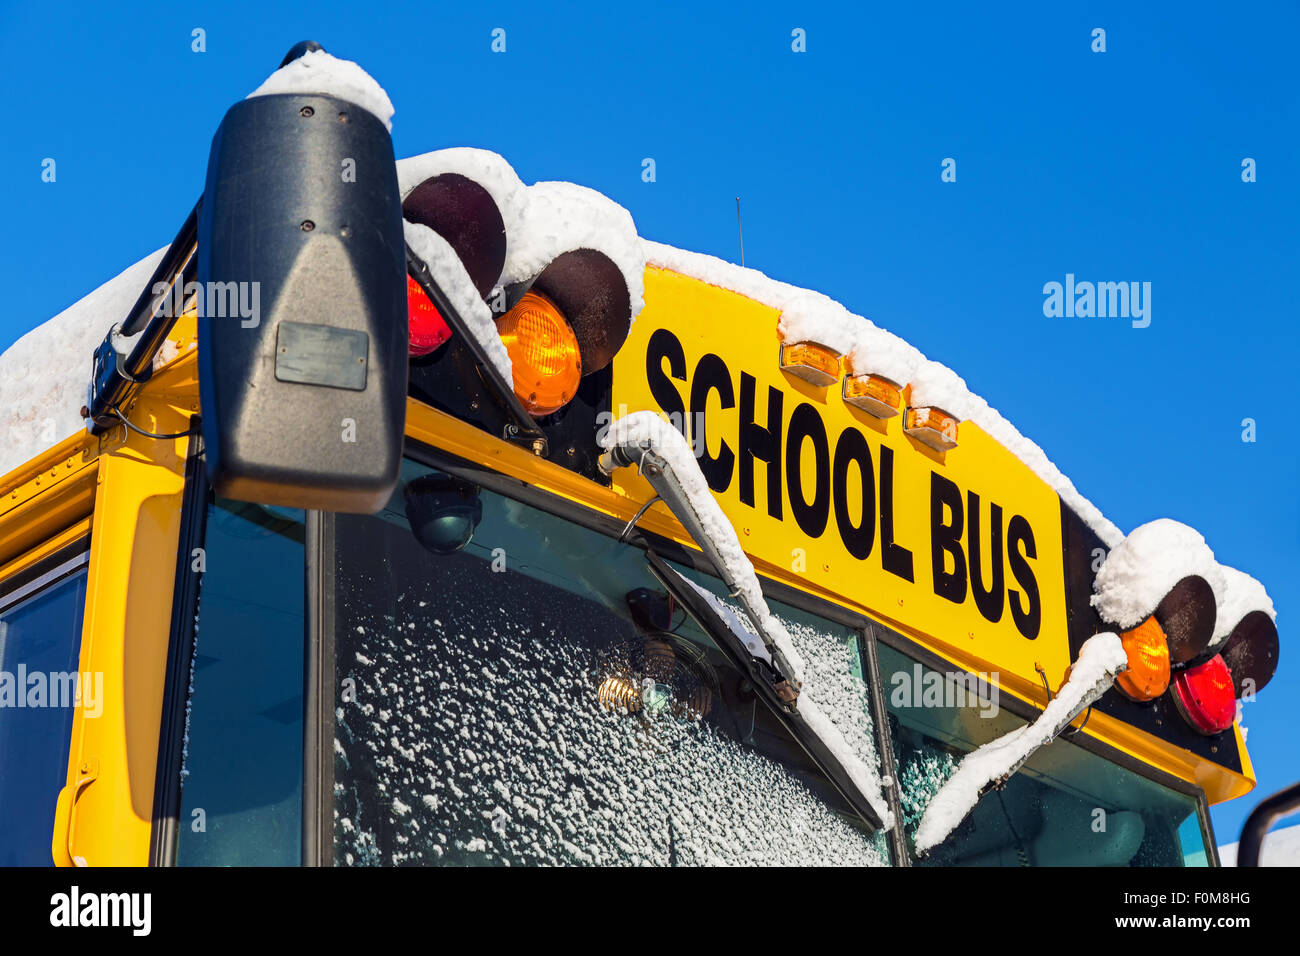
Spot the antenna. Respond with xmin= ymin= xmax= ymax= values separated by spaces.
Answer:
xmin=735 ymin=197 xmax=745 ymax=267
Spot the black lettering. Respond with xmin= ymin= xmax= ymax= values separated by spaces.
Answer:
xmin=967 ymin=491 xmax=1005 ymax=623
xmin=786 ymin=403 xmax=830 ymax=538
xmin=832 ymin=428 xmax=875 ymax=560
xmin=1007 ymin=514 xmax=1041 ymax=639
xmin=689 ymin=353 xmax=736 ymax=492
xmin=739 ymin=373 xmax=783 ymax=519
xmin=879 ymin=446 xmax=914 ymax=581
xmin=930 ymin=473 xmax=966 ymax=604
xmin=645 ymin=328 xmax=686 ymax=436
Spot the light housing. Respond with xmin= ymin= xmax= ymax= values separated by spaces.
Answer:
xmin=1171 ymin=654 xmax=1236 ymax=735
xmin=1220 ymin=610 xmax=1280 ymax=697
xmin=496 ymin=290 xmax=582 ymax=416
xmin=1153 ymin=575 xmax=1217 ymax=668
xmin=904 ymin=405 xmax=960 ymax=452
xmin=1114 ymin=616 xmax=1171 ymax=702
xmin=843 ymin=372 xmax=903 ymax=418
xmin=406 ymin=274 xmax=452 ymax=356
xmin=779 ymin=341 xmax=842 ymax=387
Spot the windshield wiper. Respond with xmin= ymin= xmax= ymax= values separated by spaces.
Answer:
xmin=646 ymin=551 xmax=884 ymax=832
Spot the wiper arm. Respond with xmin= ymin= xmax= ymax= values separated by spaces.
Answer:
xmin=647 ymin=551 xmax=885 ymax=832
xmin=405 ymin=242 xmax=547 ymax=454
xmin=600 ymin=438 xmax=800 ymax=693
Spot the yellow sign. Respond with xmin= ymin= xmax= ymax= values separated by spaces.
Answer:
xmin=611 ymin=267 xmax=1071 ymax=686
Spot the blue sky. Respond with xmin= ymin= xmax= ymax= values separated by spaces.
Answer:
xmin=2 ymin=1 xmax=1296 ymax=847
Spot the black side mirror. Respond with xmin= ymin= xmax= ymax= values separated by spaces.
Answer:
xmin=198 ymin=90 xmax=408 ymax=512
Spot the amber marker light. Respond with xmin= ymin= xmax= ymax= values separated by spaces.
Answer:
xmin=903 ymin=405 xmax=961 ymax=452
xmin=779 ymin=341 xmax=842 ymax=387
xmin=843 ymin=372 xmax=903 ymax=418
xmin=496 ymin=290 xmax=582 ymax=416
xmin=1114 ymin=616 xmax=1172 ymax=702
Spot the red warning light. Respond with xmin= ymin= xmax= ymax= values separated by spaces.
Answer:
xmin=407 ymin=274 xmax=452 ymax=357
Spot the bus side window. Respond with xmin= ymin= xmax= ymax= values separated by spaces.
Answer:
xmin=174 ymin=501 xmax=306 ymax=866
xmin=0 ymin=554 xmax=89 ymax=865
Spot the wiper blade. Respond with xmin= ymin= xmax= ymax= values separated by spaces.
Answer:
xmin=646 ymin=551 xmax=884 ymax=832
xmin=405 ymin=242 xmax=547 ymax=453
xmin=601 ymin=439 xmax=800 ymax=692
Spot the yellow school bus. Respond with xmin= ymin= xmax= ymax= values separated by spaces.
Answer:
xmin=0 ymin=54 xmax=1280 ymax=867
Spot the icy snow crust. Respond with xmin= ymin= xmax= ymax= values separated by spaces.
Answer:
xmin=0 ymin=247 xmax=167 ymax=478
xmin=396 ymin=150 xmax=646 ymax=327
xmin=1212 ymin=565 xmax=1277 ymax=648
xmin=403 ymin=221 xmax=512 ymax=382
xmin=913 ymin=632 xmax=1127 ymax=853
xmin=1091 ymin=519 xmax=1226 ymax=629
xmin=247 ymin=50 xmax=395 ymax=131
xmin=599 ymin=410 xmax=892 ymax=827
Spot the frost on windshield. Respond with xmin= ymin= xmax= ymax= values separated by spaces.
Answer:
xmin=897 ymin=744 xmax=957 ymax=835
xmin=331 ymin=532 xmax=887 ymax=867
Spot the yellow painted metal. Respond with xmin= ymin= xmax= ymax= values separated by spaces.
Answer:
xmin=49 ymin=389 xmax=192 ymax=866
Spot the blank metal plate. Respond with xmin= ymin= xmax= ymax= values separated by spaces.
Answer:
xmin=275 ymin=321 xmax=369 ymax=391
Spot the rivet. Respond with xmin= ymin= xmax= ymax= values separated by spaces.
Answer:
xmin=300 ymin=220 xmax=315 ymax=232
xmin=300 ymin=105 xmax=314 ymax=117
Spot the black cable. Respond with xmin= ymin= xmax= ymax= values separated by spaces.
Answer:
xmin=111 ymin=404 xmax=194 ymax=440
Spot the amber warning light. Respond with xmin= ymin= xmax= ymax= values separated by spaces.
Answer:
xmin=496 ymin=290 xmax=582 ymax=416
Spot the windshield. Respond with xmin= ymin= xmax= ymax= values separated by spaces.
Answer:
xmin=880 ymin=643 xmax=1213 ymax=866
xmin=329 ymin=459 xmax=889 ymax=866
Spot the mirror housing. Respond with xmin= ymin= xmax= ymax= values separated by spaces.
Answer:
xmin=198 ymin=91 xmax=407 ymax=512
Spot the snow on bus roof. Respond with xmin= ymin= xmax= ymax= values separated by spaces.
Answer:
xmin=0 ymin=247 xmax=167 ymax=479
